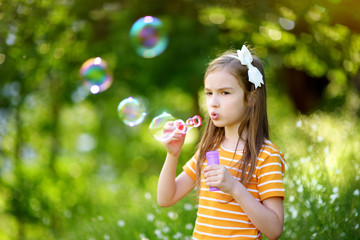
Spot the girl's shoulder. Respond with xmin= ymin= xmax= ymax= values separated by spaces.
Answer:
xmin=259 ymin=139 xmax=285 ymax=163
xmin=257 ymin=139 xmax=286 ymax=174
xmin=262 ymin=138 xmax=283 ymax=154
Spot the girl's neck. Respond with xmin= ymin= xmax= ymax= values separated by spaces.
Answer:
xmin=223 ymin=127 xmax=247 ymax=151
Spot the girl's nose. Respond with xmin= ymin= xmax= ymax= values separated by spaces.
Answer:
xmin=210 ymin=95 xmax=219 ymax=107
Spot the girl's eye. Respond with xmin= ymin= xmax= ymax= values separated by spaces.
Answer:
xmin=222 ymin=91 xmax=230 ymax=95
xmin=205 ymin=92 xmax=212 ymax=95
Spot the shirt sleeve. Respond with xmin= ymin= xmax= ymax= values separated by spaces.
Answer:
xmin=257 ymin=150 xmax=285 ymax=201
xmin=183 ymin=152 xmax=198 ymax=182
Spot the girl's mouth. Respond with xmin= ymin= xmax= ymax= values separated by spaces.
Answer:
xmin=210 ymin=113 xmax=219 ymax=120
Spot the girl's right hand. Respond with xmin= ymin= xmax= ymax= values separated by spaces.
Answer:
xmin=162 ymin=121 xmax=186 ymax=157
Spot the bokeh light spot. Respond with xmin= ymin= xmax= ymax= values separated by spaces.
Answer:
xmin=279 ymin=17 xmax=295 ymax=30
xmin=0 ymin=53 xmax=5 ymax=64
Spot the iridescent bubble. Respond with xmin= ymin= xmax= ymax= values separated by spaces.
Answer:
xmin=117 ymin=97 xmax=147 ymax=127
xmin=129 ymin=16 xmax=168 ymax=58
xmin=80 ymin=57 xmax=113 ymax=94
xmin=149 ymin=114 xmax=203 ymax=142
xmin=149 ymin=112 xmax=176 ymax=142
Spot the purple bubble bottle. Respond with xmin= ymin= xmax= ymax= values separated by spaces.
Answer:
xmin=206 ymin=151 xmax=220 ymax=191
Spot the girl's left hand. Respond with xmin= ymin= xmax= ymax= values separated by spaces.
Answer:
xmin=203 ymin=165 xmax=238 ymax=194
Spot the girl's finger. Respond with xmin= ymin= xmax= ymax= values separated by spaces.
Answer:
xmin=205 ymin=177 xmax=219 ymax=186
xmin=204 ymin=170 xmax=217 ymax=179
xmin=204 ymin=164 xmax=220 ymax=172
xmin=163 ymin=121 xmax=176 ymax=132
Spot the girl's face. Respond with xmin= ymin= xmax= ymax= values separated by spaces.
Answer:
xmin=204 ymin=69 xmax=246 ymax=130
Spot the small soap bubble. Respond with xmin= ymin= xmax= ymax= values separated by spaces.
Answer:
xmin=80 ymin=57 xmax=112 ymax=94
xmin=149 ymin=112 xmax=176 ymax=142
xmin=129 ymin=16 xmax=168 ymax=58
xmin=117 ymin=97 xmax=147 ymax=127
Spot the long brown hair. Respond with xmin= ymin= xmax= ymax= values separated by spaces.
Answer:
xmin=195 ymin=47 xmax=269 ymax=197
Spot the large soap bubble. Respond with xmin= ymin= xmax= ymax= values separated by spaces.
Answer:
xmin=149 ymin=113 xmax=202 ymax=142
xmin=80 ymin=57 xmax=113 ymax=94
xmin=129 ymin=16 xmax=169 ymax=58
xmin=149 ymin=112 xmax=176 ymax=142
xmin=117 ymin=97 xmax=147 ymax=127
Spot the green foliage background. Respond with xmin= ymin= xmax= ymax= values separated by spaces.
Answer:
xmin=0 ymin=0 xmax=360 ymax=239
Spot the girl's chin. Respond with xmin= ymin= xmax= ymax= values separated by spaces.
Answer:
xmin=212 ymin=121 xmax=224 ymax=128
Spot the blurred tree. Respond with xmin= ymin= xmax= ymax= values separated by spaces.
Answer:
xmin=197 ymin=0 xmax=360 ymax=113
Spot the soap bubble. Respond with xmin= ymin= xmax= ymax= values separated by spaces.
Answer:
xmin=129 ymin=16 xmax=168 ymax=58
xmin=80 ymin=57 xmax=112 ymax=94
xmin=149 ymin=112 xmax=176 ymax=141
xmin=117 ymin=97 xmax=147 ymax=127
xmin=149 ymin=114 xmax=203 ymax=142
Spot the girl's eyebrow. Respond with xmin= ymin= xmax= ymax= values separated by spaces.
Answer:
xmin=204 ymin=87 xmax=233 ymax=91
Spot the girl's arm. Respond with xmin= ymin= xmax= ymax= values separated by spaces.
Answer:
xmin=229 ymin=183 xmax=283 ymax=240
xmin=157 ymin=129 xmax=195 ymax=207
xmin=157 ymin=157 xmax=195 ymax=207
xmin=204 ymin=165 xmax=284 ymax=240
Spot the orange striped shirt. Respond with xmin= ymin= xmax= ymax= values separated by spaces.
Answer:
xmin=183 ymin=139 xmax=285 ymax=240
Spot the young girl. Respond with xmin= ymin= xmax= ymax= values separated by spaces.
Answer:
xmin=157 ymin=45 xmax=285 ymax=240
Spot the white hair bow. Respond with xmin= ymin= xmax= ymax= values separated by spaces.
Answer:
xmin=228 ymin=45 xmax=264 ymax=89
